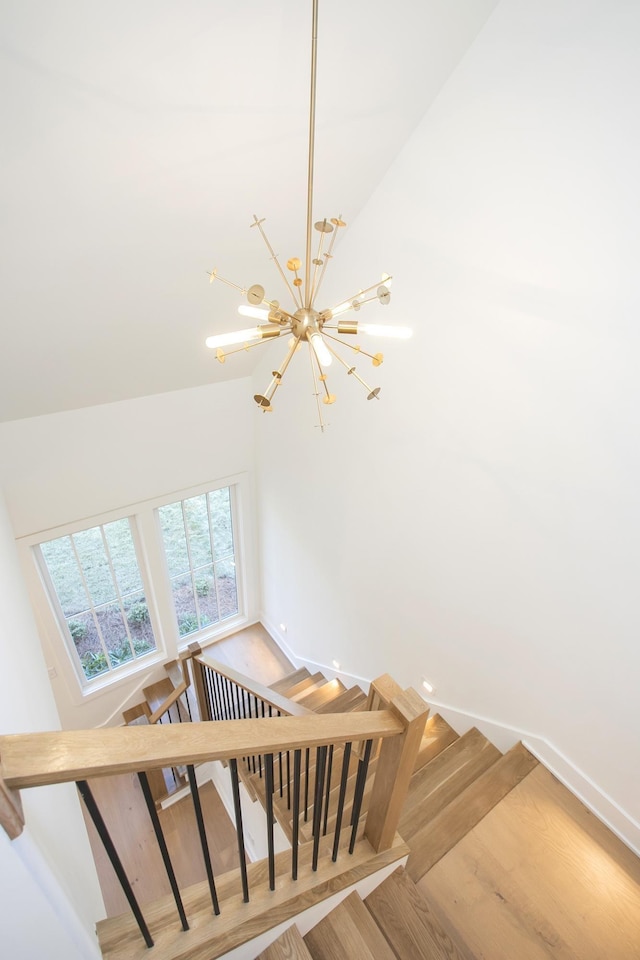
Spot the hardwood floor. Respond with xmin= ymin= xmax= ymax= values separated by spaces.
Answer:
xmin=419 ymin=764 xmax=640 ymax=960
xmin=204 ymin=623 xmax=294 ymax=687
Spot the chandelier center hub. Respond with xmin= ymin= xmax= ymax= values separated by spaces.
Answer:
xmin=292 ymin=307 xmax=323 ymax=342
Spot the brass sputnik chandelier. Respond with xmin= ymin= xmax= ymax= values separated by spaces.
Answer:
xmin=205 ymin=0 xmax=411 ymax=430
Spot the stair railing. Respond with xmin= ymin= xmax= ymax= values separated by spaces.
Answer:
xmin=0 ymin=676 xmax=428 ymax=951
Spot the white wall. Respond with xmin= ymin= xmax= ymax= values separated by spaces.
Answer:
xmin=0 ymin=378 xmax=257 ymax=728
xmin=255 ymin=0 xmax=640 ymax=836
xmin=0 ymin=490 xmax=103 ymax=956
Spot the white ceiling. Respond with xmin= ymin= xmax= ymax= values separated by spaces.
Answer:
xmin=0 ymin=0 xmax=499 ymax=422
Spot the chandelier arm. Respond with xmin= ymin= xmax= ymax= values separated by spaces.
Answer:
xmin=308 ymin=343 xmax=327 ymax=432
xmin=324 ymin=341 xmax=380 ymax=399
xmin=310 ymin=340 xmax=334 ymax=404
xmin=308 ymin=220 xmax=327 ymax=307
xmin=207 ymin=270 xmax=246 ymax=295
xmin=251 ymin=216 xmax=300 ymax=305
xmin=321 ymin=331 xmax=380 ymax=362
xmin=305 ymin=0 xmax=320 ymax=309
xmin=214 ymin=331 xmax=292 ymax=361
xmin=311 ymin=215 xmax=343 ymax=305
xmin=254 ymin=335 xmax=302 ymax=408
xmin=323 ymin=277 xmax=393 ymax=317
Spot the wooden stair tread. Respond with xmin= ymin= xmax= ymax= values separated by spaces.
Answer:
xmin=143 ymin=677 xmax=175 ymax=714
xmin=399 ymin=727 xmax=501 ymax=838
xmin=286 ymin=673 xmax=327 ymax=701
xmin=315 ymin=687 xmax=367 ymax=714
xmin=419 ymin=764 xmax=640 ymax=960
xmin=406 ymin=742 xmax=538 ymax=882
xmin=414 ymin=713 xmax=459 ymax=771
xmin=123 ymin=702 xmax=151 ymax=725
xmin=164 ymin=659 xmax=184 ymax=688
xmin=97 ymin=832 xmax=409 ymax=960
xmin=269 ymin=668 xmax=312 ymax=695
xmin=296 ymin=680 xmax=347 ymax=712
xmin=256 ymin=924 xmax=314 ymax=960
xmin=365 ymin=866 xmax=468 ymax=960
xmin=304 ymin=891 xmax=397 ymax=960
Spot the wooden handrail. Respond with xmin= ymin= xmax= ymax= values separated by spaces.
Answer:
xmin=0 ymin=711 xmax=404 ymax=790
xmin=147 ymin=680 xmax=189 ymax=725
xmin=192 ymin=648 xmax=313 ymax=718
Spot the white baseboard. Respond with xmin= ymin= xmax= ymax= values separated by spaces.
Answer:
xmin=260 ymin=616 xmax=640 ymax=858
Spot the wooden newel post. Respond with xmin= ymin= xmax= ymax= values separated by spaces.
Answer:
xmin=187 ymin=643 xmax=211 ymax=723
xmin=0 ymin=773 xmax=24 ymax=840
xmin=364 ymin=675 xmax=429 ymax=853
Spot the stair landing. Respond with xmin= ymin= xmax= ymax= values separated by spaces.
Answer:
xmin=418 ymin=763 xmax=640 ymax=960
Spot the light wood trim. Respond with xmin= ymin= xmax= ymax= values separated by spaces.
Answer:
xmin=0 ymin=711 xmax=404 ymax=789
xmin=0 ymin=774 xmax=24 ymax=840
xmin=195 ymin=651 xmax=314 ymax=717
xmin=148 ymin=680 xmax=189 ymax=725
xmin=187 ymin=645 xmax=211 ymax=722
xmin=364 ymin=685 xmax=429 ymax=853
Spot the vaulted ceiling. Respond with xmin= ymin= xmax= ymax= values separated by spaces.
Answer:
xmin=0 ymin=0 xmax=499 ymax=422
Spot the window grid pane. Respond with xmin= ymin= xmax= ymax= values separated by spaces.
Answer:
xmin=160 ymin=486 xmax=238 ymax=639
xmin=39 ymin=519 xmax=156 ymax=683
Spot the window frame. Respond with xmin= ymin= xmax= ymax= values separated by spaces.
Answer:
xmin=33 ymin=513 xmax=165 ymax=693
xmin=155 ymin=483 xmax=243 ymax=646
xmin=21 ymin=473 xmax=253 ymax=702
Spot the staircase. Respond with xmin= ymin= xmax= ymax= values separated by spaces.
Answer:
xmin=3 ymin=638 xmax=640 ymax=960
xmin=250 ymin=665 xmax=640 ymax=959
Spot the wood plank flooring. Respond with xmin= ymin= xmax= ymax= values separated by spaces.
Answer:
xmin=203 ymin=623 xmax=294 ymax=687
xmin=419 ymin=764 xmax=640 ymax=960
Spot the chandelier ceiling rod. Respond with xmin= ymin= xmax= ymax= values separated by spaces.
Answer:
xmin=305 ymin=0 xmax=320 ymax=310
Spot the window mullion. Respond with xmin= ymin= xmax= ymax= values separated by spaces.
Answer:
xmin=100 ymin=526 xmax=136 ymax=659
xmin=70 ymin=534 xmax=113 ymax=670
xmin=182 ymin=501 xmax=202 ymax=629
xmin=206 ymin=494 xmax=222 ymax=624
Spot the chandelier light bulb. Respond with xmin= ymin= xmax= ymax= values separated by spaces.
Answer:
xmin=330 ymin=299 xmax=357 ymax=318
xmin=309 ymin=332 xmax=332 ymax=367
xmin=358 ymin=323 xmax=412 ymax=339
xmin=205 ymin=327 xmax=263 ymax=349
xmin=238 ymin=304 xmax=270 ymax=320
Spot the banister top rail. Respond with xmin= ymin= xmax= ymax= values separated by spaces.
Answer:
xmin=0 ymin=710 xmax=403 ymax=790
xmin=193 ymin=647 xmax=313 ymax=718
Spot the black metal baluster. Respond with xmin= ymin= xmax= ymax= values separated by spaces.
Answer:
xmin=264 ymin=753 xmax=276 ymax=891
xmin=228 ymin=759 xmax=250 ymax=903
xmin=311 ymin=746 xmax=328 ymax=871
xmin=349 ymin=739 xmax=373 ymax=854
xmin=137 ymin=772 xmax=189 ymax=931
xmin=186 ymin=765 xmax=220 ymax=914
xmin=331 ymin=741 xmax=352 ymax=861
xmin=205 ymin=668 xmax=215 ymax=720
xmin=276 ymin=711 xmax=283 ymax=797
xmin=214 ymin=671 xmax=223 ymax=720
xmin=304 ymin=747 xmax=310 ymax=822
xmin=322 ymin=744 xmax=334 ymax=835
xmin=252 ymin=696 xmax=259 ymax=773
xmin=76 ymin=780 xmax=154 ymax=948
xmin=291 ymin=749 xmax=302 ymax=880
xmin=286 ymin=750 xmax=291 ymax=810
xmin=224 ymin=677 xmax=232 ymax=720
xmin=233 ymin=682 xmax=241 ymax=719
